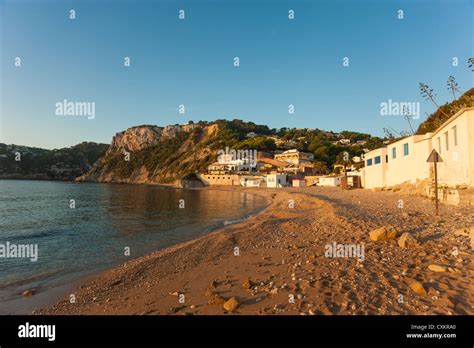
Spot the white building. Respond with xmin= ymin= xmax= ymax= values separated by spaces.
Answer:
xmin=274 ymin=149 xmax=314 ymax=165
xmin=240 ymin=177 xmax=262 ymax=187
xmin=208 ymin=153 xmax=258 ymax=173
xmin=363 ymin=147 xmax=388 ymax=189
xmin=266 ymin=173 xmax=287 ymax=188
xmin=363 ymin=107 xmax=474 ymax=189
xmin=318 ymin=175 xmax=343 ymax=187
xmin=339 ymin=139 xmax=351 ymax=145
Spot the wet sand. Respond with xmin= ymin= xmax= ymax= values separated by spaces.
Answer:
xmin=35 ymin=186 xmax=473 ymax=315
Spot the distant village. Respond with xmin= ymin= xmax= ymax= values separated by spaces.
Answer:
xmin=198 ymin=107 xmax=474 ymax=205
xmin=199 ymin=145 xmax=363 ymax=189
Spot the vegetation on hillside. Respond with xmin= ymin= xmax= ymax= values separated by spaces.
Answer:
xmin=0 ymin=142 xmax=108 ymax=180
xmin=416 ymin=88 xmax=474 ymax=134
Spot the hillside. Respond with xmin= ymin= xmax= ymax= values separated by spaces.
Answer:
xmin=416 ymin=88 xmax=474 ymax=134
xmin=0 ymin=120 xmax=385 ymax=184
xmin=0 ymin=142 xmax=108 ymax=180
xmin=75 ymin=120 xmax=384 ymax=185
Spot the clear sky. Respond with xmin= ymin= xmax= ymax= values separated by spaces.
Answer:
xmin=1 ymin=0 xmax=473 ymax=149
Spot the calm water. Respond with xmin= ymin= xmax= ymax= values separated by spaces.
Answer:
xmin=0 ymin=180 xmax=268 ymax=314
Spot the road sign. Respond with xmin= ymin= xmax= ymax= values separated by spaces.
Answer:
xmin=427 ymin=149 xmax=443 ymax=215
xmin=427 ymin=149 xmax=443 ymax=163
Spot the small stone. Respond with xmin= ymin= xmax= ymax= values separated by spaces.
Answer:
xmin=223 ymin=297 xmax=239 ymax=313
xmin=370 ymin=226 xmax=397 ymax=241
xmin=210 ymin=280 xmax=218 ymax=288
xmin=398 ymin=232 xmax=419 ymax=248
xmin=428 ymin=264 xmax=447 ymax=273
xmin=22 ymin=290 xmax=34 ymax=297
xmin=205 ymin=289 xmax=216 ymax=297
xmin=242 ymin=278 xmax=254 ymax=289
xmin=170 ymin=291 xmax=179 ymax=296
xmin=208 ymin=295 xmax=226 ymax=305
xmin=409 ymin=281 xmax=426 ymax=294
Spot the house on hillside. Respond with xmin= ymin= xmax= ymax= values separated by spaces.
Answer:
xmin=246 ymin=132 xmax=257 ymax=138
xmin=274 ymin=149 xmax=314 ymax=165
xmin=339 ymin=139 xmax=351 ymax=145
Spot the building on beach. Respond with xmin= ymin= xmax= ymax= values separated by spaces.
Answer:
xmin=266 ymin=173 xmax=288 ymax=188
xmin=292 ymin=179 xmax=306 ymax=187
xmin=318 ymin=175 xmax=343 ymax=187
xmin=363 ymin=107 xmax=474 ymax=190
xmin=240 ymin=176 xmax=262 ymax=187
xmin=198 ymin=174 xmax=242 ymax=186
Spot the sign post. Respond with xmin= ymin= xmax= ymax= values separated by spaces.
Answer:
xmin=426 ymin=149 xmax=443 ymax=215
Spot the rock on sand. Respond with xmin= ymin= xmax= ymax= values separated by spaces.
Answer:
xmin=370 ymin=226 xmax=397 ymax=241
xmin=398 ymin=232 xmax=419 ymax=248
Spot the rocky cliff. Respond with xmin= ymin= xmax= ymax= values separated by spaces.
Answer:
xmin=75 ymin=123 xmax=220 ymax=185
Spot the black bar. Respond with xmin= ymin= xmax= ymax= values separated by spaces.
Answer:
xmin=0 ymin=315 xmax=471 ymax=347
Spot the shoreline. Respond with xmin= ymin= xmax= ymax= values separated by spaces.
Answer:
xmin=34 ymin=186 xmax=473 ymax=315
xmin=31 ymin=186 xmax=274 ymax=315
xmin=1 ymin=183 xmax=271 ymax=315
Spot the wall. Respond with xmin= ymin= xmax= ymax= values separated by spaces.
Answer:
xmin=266 ymin=174 xmax=287 ymax=187
xmin=319 ymin=176 xmax=342 ymax=187
xmin=362 ymin=108 xmax=474 ymax=190
xmin=363 ymin=147 xmax=387 ymax=188
xmin=432 ymin=109 xmax=474 ymax=187
xmin=197 ymin=174 xmax=241 ymax=186
xmin=385 ymin=134 xmax=432 ymax=187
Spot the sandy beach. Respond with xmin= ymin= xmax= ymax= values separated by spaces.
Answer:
xmin=35 ymin=186 xmax=473 ymax=315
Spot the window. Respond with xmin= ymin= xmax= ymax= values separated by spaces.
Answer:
xmin=392 ymin=147 xmax=396 ymax=159
xmin=367 ymin=158 xmax=373 ymax=166
xmin=403 ymin=143 xmax=409 ymax=156
xmin=452 ymin=126 xmax=458 ymax=146
xmin=437 ymin=137 xmax=441 ymax=154
xmin=445 ymin=132 xmax=449 ymax=151
xmin=374 ymin=156 xmax=381 ymax=164
xmin=386 ymin=155 xmax=388 ymax=163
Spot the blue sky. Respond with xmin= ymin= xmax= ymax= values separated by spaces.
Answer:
xmin=1 ymin=0 xmax=473 ymax=149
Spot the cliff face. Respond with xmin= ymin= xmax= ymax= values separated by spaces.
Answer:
xmin=76 ymin=123 xmax=219 ymax=185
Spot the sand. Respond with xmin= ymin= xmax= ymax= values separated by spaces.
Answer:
xmin=35 ymin=186 xmax=473 ymax=315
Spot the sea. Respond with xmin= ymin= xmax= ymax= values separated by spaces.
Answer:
xmin=0 ymin=180 xmax=268 ymax=314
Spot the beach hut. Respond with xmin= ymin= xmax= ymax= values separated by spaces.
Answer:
xmin=292 ymin=179 xmax=306 ymax=187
